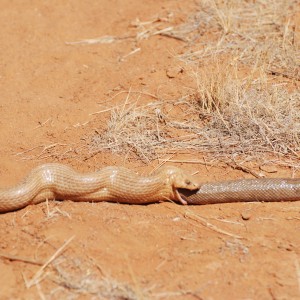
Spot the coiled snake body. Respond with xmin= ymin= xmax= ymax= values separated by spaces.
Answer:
xmin=0 ymin=163 xmax=299 ymax=212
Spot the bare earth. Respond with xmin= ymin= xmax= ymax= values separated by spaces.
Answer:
xmin=0 ymin=1 xmax=299 ymax=299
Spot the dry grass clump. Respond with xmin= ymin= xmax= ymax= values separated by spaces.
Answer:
xmin=89 ymin=100 xmax=170 ymax=163
xmin=181 ymin=0 xmax=300 ymax=79
xmin=34 ymin=254 xmax=145 ymax=300
xmin=19 ymin=0 xmax=300 ymax=169
xmin=188 ymin=64 xmax=300 ymax=163
xmin=20 ymin=236 xmax=145 ymax=299
xmin=51 ymin=261 xmax=140 ymax=300
xmin=84 ymin=0 xmax=300 ymax=168
xmin=89 ymin=63 xmax=300 ymax=167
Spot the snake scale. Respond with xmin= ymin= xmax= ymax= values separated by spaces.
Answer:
xmin=0 ymin=163 xmax=299 ymax=212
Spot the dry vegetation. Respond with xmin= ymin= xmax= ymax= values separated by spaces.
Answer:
xmin=4 ymin=1 xmax=300 ymax=299
xmin=89 ymin=66 xmax=300 ymax=168
xmin=86 ymin=0 xmax=300 ymax=170
xmin=14 ymin=236 xmax=144 ymax=300
xmin=17 ymin=0 xmax=300 ymax=171
xmin=182 ymin=0 xmax=299 ymax=78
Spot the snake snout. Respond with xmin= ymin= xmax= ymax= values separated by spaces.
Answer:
xmin=175 ymin=176 xmax=200 ymax=191
xmin=185 ymin=179 xmax=200 ymax=190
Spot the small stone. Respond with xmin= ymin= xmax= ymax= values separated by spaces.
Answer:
xmin=241 ymin=211 xmax=251 ymax=220
xmin=166 ymin=66 xmax=184 ymax=78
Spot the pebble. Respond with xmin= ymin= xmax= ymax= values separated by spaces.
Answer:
xmin=166 ymin=66 xmax=183 ymax=78
xmin=241 ymin=211 xmax=251 ymax=220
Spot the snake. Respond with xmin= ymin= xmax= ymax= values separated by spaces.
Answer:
xmin=0 ymin=163 xmax=299 ymax=212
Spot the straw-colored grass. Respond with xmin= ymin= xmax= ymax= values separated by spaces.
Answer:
xmin=17 ymin=0 xmax=300 ymax=170
xmin=89 ymin=100 xmax=170 ymax=163
xmin=180 ymin=0 xmax=300 ymax=80
xmin=88 ymin=65 xmax=300 ymax=168
xmin=186 ymin=64 xmax=300 ymax=163
xmin=87 ymin=0 xmax=300 ymax=168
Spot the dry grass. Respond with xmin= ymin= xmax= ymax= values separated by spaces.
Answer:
xmin=89 ymin=99 xmax=171 ymax=163
xmin=17 ymin=0 xmax=300 ymax=171
xmin=50 ymin=259 xmax=142 ymax=300
xmin=22 ymin=242 xmax=145 ymax=300
xmin=184 ymin=63 xmax=300 ymax=162
xmin=89 ymin=65 xmax=300 ymax=168
xmin=180 ymin=0 xmax=300 ymax=79
xmin=88 ymin=0 xmax=300 ymax=169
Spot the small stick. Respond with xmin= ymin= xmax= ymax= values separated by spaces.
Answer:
xmin=89 ymin=105 xmax=120 ymax=115
xmin=65 ymin=35 xmax=129 ymax=45
xmin=267 ymin=69 xmax=300 ymax=81
xmin=0 ymin=253 xmax=44 ymax=266
xmin=164 ymin=205 xmax=243 ymax=239
xmin=36 ymin=282 xmax=46 ymax=300
xmin=159 ymin=32 xmax=187 ymax=42
xmin=184 ymin=211 xmax=243 ymax=239
xmin=227 ymin=159 xmax=263 ymax=178
xmin=119 ymin=48 xmax=141 ymax=61
xmin=151 ymin=153 xmax=176 ymax=174
xmin=108 ymin=90 xmax=158 ymax=101
xmin=25 ymin=236 xmax=75 ymax=288
xmin=158 ymin=159 xmax=218 ymax=167
xmin=15 ymin=145 xmax=43 ymax=156
xmin=33 ymin=118 xmax=52 ymax=130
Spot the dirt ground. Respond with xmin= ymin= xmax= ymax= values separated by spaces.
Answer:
xmin=0 ymin=1 xmax=299 ymax=299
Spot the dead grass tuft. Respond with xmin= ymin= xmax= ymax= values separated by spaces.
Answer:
xmin=17 ymin=0 xmax=300 ymax=170
xmin=187 ymin=63 xmax=300 ymax=163
xmin=87 ymin=66 xmax=300 ymax=168
xmin=180 ymin=0 xmax=300 ymax=79
xmin=51 ymin=258 xmax=141 ymax=300
xmin=89 ymin=99 xmax=170 ymax=163
xmin=25 ymin=248 xmax=145 ymax=299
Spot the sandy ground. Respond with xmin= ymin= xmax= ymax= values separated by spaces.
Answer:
xmin=0 ymin=1 xmax=299 ymax=299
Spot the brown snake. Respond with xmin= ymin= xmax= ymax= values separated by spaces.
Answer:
xmin=0 ymin=163 xmax=299 ymax=212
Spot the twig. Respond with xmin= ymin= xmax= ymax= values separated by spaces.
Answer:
xmin=159 ymin=32 xmax=188 ymax=42
xmin=227 ymin=159 xmax=263 ymax=178
xmin=0 ymin=253 xmax=44 ymax=266
xmin=184 ymin=211 xmax=243 ymax=239
xmin=36 ymin=282 xmax=46 ymax=300
xmin=65 ymin=35 xmax=133 ymax=45
xmin=119 ymin=48 xmax=141 ymax=61
xmin=158 ymin=159 xmax=219 ymax=167
xmin=25 ymin=236 xmax=75 ymax=288
xmin=33 ymin=118 xmax=52 ymax=130
xmin=108 ymin=90 xmax=159 ymax=101
xmin=89 ymin=105 xmax=121 ymax=115
xmin=14 ymin=145 xmax=43 ymax=156
xmin=267 ymin=69 xmax=300 ymax=81
xmin=125 ymin=255 xmax=144 ymax=300
xmin=151 ymin=153 xmax=176 ymax=174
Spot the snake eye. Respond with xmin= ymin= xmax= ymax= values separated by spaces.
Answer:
xmin=185 ymin=180 xmax=191 ymax=185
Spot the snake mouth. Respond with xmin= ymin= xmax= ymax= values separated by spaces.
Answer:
xmin=178 ymin=188 xmax=203 ymax=205
xmin=178 ymin=188 xmax=200 ymax=200
xmin=173 ymin=189 xmax=188 ymax=205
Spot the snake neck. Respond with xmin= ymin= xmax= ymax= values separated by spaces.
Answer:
xmin=140 ymin=168 xmax=183 ymax=202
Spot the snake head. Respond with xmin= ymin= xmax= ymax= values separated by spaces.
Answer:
xmin=159 ymin=166 xmax=200 ymax=205
xmin=161 ymin=166 xmax=200 ymax=190
xmin=172 ymin=173 xmax=200 ymax=191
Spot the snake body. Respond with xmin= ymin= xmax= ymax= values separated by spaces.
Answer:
xmin=0 ymin=163 xmax=199 ymax=212
xmin=179 ymin=178 xmax=300 ymax=204
xmin=0 ymin=163 xmax=299 ymax=212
